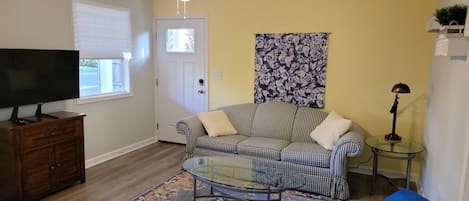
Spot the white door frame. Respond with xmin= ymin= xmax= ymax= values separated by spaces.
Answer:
xmin=152 ymin=15 xmax=209 ymax=141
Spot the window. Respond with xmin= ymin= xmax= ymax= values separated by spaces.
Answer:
xmin=166 ymin=28 xmax=195 ymax=53
xmin=79 ymin=59 xmax=129 ymax=97
xmin=73 ymin=1 xmax=132 ymax=101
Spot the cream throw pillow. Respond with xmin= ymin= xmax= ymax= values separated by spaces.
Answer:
xmin=310 ymin=111 xmax=352 ymax=150
xmin=197 ymin=110 xmax=238 ymax=137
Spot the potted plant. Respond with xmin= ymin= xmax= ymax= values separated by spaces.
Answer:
xmin=434 ymin=4 xmax=467 ymax=33
xmin=433 ymin=5 xmax=468 ymax=56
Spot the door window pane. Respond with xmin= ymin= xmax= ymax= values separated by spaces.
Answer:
xmin=166 ymin=28 xmax=195 ymax=53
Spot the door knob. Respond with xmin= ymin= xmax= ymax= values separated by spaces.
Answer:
xmin=197 ymin=90 xmax=204 ymax=94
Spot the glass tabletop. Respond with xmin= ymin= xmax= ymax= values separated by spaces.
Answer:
xmin=366 ymin=136 xmax=424 ymax=154
xmin=183 ymin=156 xmax=304 ymax=191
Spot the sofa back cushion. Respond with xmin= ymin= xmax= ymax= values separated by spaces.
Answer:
xmin=250 ymin=102 xmax=297 ymax=141
xmin=218 ymin=103 xmax=258 ymax=136
xmin=291 ymin=107 xmax=328 ymax=143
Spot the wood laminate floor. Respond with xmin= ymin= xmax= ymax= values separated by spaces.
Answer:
xmin=41 ymin=142 xmax=412 ymax=201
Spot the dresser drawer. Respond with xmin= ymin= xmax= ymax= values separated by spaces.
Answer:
xmin=19 ymin=120 xmax=78 ymax=151
xmin=48 ymin=119 xmax=78 ymax=143
xmin=19 ymin=125 xmax=50 ymax=151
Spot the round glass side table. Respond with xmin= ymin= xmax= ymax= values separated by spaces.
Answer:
xmin=365 ymin=136 xmax=424 ymax=193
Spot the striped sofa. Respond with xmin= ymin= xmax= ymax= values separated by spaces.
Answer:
xmin=176 ymin=102 xmax=364 ymax=200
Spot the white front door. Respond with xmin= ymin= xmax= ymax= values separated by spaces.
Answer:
xmin=155 ymin=17 xmax=208 ymax=144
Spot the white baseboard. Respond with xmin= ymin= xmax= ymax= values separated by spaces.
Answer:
xmin=85 ymin=137 xmax=158 ymax=169
xmin=348 ymin=165 xmax=420 ymax=185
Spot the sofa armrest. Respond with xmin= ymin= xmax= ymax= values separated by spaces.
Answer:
xmin=176 ymin=115 xmax=206 ymax=158
xmin=330 ymin=123 xmax=365 ymax=178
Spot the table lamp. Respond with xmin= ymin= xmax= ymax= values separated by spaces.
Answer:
xmin=385 ymin=83 xmax=411 ymax=141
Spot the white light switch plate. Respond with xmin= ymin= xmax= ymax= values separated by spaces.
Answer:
xmin=212 ymin=71 xmax=223 ymax=80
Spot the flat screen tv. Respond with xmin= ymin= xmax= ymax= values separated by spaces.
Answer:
xmin=0 ymin=49 xmax=79 ymax=122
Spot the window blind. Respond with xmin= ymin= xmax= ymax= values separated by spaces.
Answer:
xmin=73 ymin=1 xmax=132 ymax=59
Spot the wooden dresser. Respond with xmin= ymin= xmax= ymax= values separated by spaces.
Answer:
xmin=0 ymin=111 xmax=86 ymax=201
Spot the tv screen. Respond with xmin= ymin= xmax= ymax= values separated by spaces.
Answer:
xmin=0 ymin=49 xmax=79 ymax=109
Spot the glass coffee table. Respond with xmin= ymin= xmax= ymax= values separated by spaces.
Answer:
xmin=183 ymin=156 xmax=305 ymax=201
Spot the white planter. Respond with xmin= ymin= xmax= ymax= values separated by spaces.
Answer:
xmin=435 ymin=33 xmax=468 ymax=57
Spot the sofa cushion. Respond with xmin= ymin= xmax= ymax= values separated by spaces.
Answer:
xmin=251 ymin=102 xmax=297 ymax=141
xmin=281 ymin=142 xmax=331 ymax=168
xmin=197 ymin=135 xmax=249 ymax=154
xmin=291 ymin=107 xmax=328 ymax=143
xmin=310 ymin=111 xmax=352 ymax=150
xmin=198 ymin=110 xmax=238 ymax=137
xmin=218 ymin=103 xmax=258 ymax=136
xmin=237 ymin=137 xmax=290 ymax=160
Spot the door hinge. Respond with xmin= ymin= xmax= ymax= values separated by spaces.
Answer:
xmin=156 ymin=123 xmax=159 ymax=130
xmin=155 ymin=79 xmax=158 ymax=86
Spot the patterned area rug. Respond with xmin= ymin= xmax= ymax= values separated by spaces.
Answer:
xmin=132 ymin=171 xmax=329 ymax=201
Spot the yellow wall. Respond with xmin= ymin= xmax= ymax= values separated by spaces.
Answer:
xmin=153 ymin=0 xmax=435 ymax=174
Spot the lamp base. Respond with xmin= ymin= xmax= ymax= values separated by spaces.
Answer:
xmin=385 ymin=133 xmax=402 ymax=141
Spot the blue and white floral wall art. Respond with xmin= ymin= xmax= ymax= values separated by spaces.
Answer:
xmin=254 ymin=33 xmax=330 ymax=108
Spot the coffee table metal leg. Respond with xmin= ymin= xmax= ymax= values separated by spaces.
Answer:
xmin=406 ymin=154 xmax=415 ymax=189
xmin=371 ymin=148 xmax=378 ymax=194
xmin=189 ymin=174 xmax=287 ymax=201
xmin=193 ymin=177 xmax=197 ymax=201
xmin=267 ymin=188 xmax=271 ymax=201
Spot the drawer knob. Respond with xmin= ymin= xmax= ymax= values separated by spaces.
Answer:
xmin=51 ymin=165 xmax=55 ymax=170
xmin=57 ymin=163 xmax=61 ymax=167
xmin=51 ymin=132 xmax=56 ymax=136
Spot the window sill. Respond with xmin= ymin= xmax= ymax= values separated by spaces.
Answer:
xmin=77 ymin=92 xmax=133 ymax=105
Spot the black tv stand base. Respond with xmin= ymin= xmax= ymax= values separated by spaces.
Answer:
xmin=13 ymin=118 xmax=36 ymax=125
xmin=8 ymin=104 xmax=59 ymax=125
xmin=8 ymin=106 xmax=36 ymax=125
xmin=35 ymin=103 xmax=58 ymax=119
xmin=9 ymin=105 xmax=19 ymax=122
